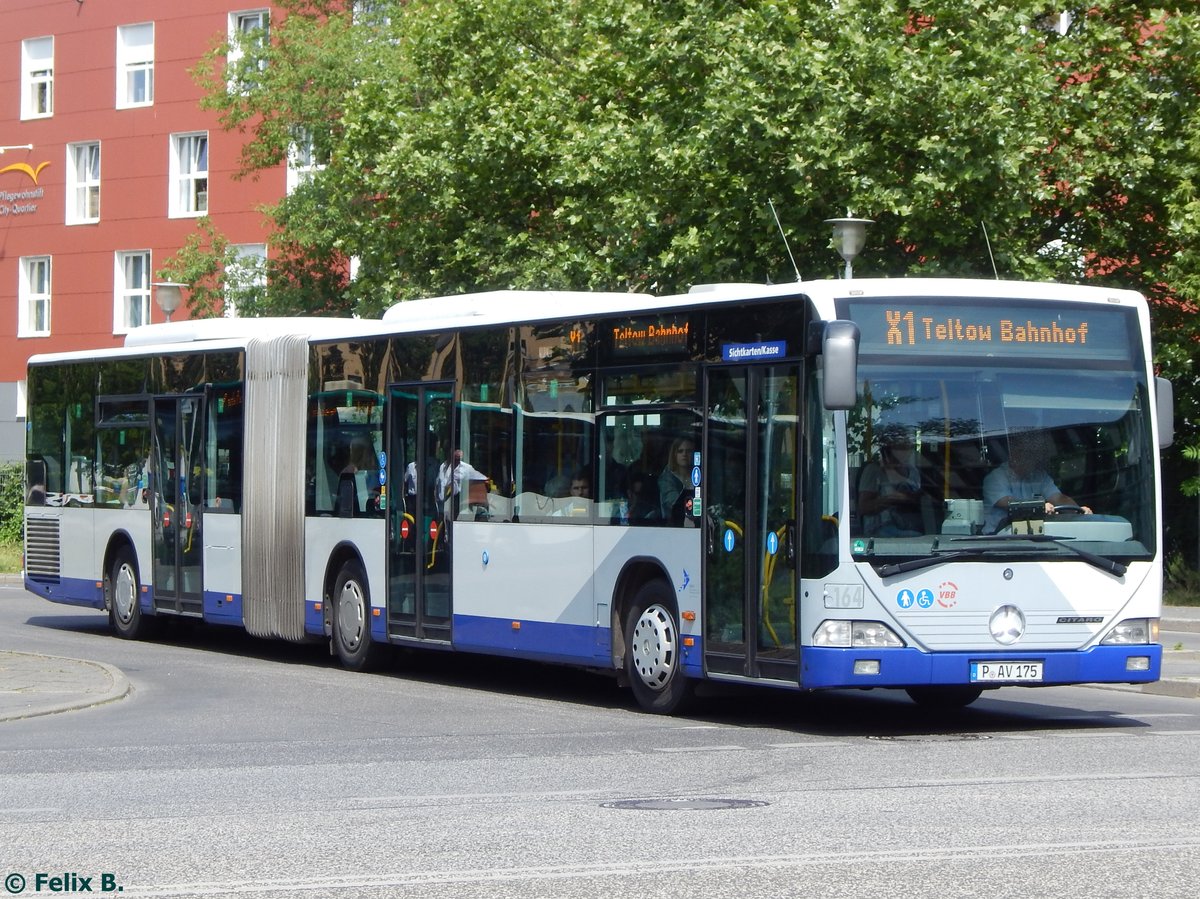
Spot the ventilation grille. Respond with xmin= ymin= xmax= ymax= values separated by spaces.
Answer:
xmin=25 ymin=516 xmax=61 ymax=584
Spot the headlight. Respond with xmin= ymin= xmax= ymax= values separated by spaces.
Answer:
xmin=1101 ymin=618 xmax=1158 ymax=645
xmin=813 ymin=620 xmax=904 ymax=648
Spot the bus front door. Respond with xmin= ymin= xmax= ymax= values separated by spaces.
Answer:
xmin=150 ymin=395 xmax=204 ymax=616
xmin=704 ymin=365 xmax=800 ymax=682
xmin=387 ymin=383 xmax=454 ymax=642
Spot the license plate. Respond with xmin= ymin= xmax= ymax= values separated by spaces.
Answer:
xmin=970 ymin=661 xmax=1043 ymax=683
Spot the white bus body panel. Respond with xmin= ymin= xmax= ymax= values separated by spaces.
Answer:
xmin=203 ymin=514 xmax=242 ymax=597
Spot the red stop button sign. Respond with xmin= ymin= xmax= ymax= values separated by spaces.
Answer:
xmin=429 ymin=520 xmax=439 ymax=541
xmin=400 ymin=519 xmax=410 ymax=539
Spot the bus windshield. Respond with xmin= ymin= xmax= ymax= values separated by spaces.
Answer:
xmin=843 ymin=297 xmax=1156 ymax=564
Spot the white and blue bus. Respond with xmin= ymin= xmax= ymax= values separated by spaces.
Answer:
xmin=24 ymin=278 xmax=1171 ymax=711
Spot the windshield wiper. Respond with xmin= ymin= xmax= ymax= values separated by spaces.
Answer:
xmin=876 ymin=551 xmax=973 ymax=578
xmin=947 ymin=534 xmax=1127 ymax=577
xmin=873 ymin=535 xmax=1128 ymax=579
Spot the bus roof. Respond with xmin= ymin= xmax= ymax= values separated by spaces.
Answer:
xmin=378 ymin=278 xmax=1146 ymax=331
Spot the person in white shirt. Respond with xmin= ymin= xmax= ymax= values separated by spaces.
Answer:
xmin=983 ymin=431 xmax=1091 ymax=532
xmin=436 ymin=449 xmax=489 ymax=520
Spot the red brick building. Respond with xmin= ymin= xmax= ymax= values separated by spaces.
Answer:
xmin=0 ymin=0 xmax=290 ymax=461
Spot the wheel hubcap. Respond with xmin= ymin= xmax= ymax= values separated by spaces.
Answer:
xmin=114 ymin=563 xmax=136 ymax=624
xmin=338 ymin=580 xmax=366 ymax=650
xmin=631 ymin=604 xmax=677 ymax=691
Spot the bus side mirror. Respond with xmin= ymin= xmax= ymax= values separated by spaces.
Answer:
xmin=1156 ymin=377 xmax=1174 ymax=449
xmin=822 ymin=320 xmax=860 ymax=411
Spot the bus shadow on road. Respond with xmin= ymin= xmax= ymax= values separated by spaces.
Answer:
xmin=683 ymin=681 xmax=1155 ymax=738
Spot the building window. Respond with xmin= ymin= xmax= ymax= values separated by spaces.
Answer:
xmin=286 ymin=129 xmax=327 ymax=193
xmin=66 ymin=142 xmax=101 ymax=224
xmin=19 ymin=256 xmax=51 ymax=337
xmin=225 ymin=244 xmax=267 ymax=317
xmin=115 ymin=251 xmax=152 ymax=333
xmin=228 ymin=10 xmax=270 ymax=92
xmin=21 ymin=37 xmax=53 ymax=119
xmin=116 ymin=23 xmax=154 ymax=108
xmin=169 ymin=132 xmax=209 ymax=217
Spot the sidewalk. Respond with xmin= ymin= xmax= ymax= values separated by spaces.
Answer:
xmin=0 ymin=651 xmax=130 ymax=722
xmin=1 ymin=609 xmax=1197 ymax=722
xmin=1153 ymin=605 xmax=1200 ymax=698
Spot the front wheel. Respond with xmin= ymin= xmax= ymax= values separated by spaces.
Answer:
xmin=625 ymin=581 xmax=694 ymax=714
xmin=905 ymin=686 xmax=984 ymax=709
xmin=332 ymin=559 xmax=384 ymax=671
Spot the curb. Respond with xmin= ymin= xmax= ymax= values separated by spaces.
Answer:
xmin=1162 ymin=618 xmax=1200 ymax=635
xmin=0 ymin=652 xmax=131 ymax=723
xmin=1140 ymin=678 xmax=1200 ymax=699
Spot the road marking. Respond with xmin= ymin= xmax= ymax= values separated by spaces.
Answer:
xmin=135 ymin=838 xmax=1200 ymax=895
xmin=766 ymin=741 xmax=830 ymax=748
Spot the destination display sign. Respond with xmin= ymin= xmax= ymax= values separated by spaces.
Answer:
xmin=609 ymin=315 xmax=691 ymax=357
xmin=845 ymin=299 xmax=1136 ymax=362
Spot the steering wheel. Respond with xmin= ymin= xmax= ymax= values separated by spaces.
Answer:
xmin=1051 ymin=504 xmax=1084 ymax=515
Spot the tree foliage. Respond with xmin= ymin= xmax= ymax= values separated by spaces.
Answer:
xmin=176 ymin=0 xmax=1200 ymax=505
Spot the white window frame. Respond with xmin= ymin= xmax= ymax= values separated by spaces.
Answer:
xmin=169 ymin=132 xmax=209 ymax=218
xmin=114 ymin=251 xmax=152 ymax=334
xmin=286 ymin=129 xmax=326 ymax=193
xmin=116 ymin=23 xmax=154 ymax=109
xmin=18 ymin=256 xmax=52 ymax=338
xmin=66 ymin=142 xmax=101 ymax=225
xmin=225 ymin=244 xmax=267 ymax=317
xmin=21 ymin=37 xmax=54 ymax=120
xmin=227 ymin=10 xmax=270 ymax=92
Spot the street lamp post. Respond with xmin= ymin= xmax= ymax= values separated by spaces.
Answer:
xmin=824 ymin=216 xmax=874 ymax=279
xmin=152 ymin=282 xmax=186 ymax=323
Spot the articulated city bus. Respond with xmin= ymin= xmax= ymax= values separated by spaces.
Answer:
xmin=24 ymin=278 xmax=1171 ymax=711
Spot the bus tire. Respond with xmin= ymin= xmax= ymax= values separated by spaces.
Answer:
xmin=905 ymin=686 xmax=983 ymax=709
xmin=332 ymin=559 xmax=382 ymax=672
xmin=108 ymin=547 xmax=154 ymax=640
xmin=625 ymin=581 xmax=694 ymax=715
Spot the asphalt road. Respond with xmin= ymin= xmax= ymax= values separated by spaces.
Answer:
xmin=1 ymin=585 xmax=1198 ymax=898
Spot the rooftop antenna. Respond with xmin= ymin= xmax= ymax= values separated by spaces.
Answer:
xmin=981 ymin=221 xmax=999 ymax=279
xmin=768 ymin=199 xmax=802 ymax=282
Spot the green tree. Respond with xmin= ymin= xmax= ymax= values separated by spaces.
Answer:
xmin=179 ymin=0 xmax=1200 ymax=542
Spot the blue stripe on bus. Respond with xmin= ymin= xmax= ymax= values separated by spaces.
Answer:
xmin=25 ymin=575 xmax=104 ymax=609
xmin=800 ymin=644 xmax=1163 ymax=689
xmin=203 ymin=591 xmax=243 ymax=626
xmin=451 ymin=614 xmax=705 ymax=677
xmin=451 ymin=615 xmax=603 ymax=665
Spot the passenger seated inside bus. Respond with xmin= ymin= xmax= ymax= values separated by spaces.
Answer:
xmin=658 ymin=436 xmax=695 ymax=521
xmin=612 ymin=471 xmax=660 ymax=525
xmin=983 ymin=430 xmax=1092 ymax=533
xmin=858 ymin=425 xmax=923 ymax=537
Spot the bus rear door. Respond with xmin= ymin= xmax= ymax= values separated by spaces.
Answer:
xmin=150 ymin=394 xmax=204 ymax=616
xmin=386 ymin=383 xmax=454 ymax=642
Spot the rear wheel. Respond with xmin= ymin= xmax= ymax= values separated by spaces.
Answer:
xmin=625 ymin=581 xmax=694 ymax=714
xmin=905 ymin=686 xmax=984 ymax=709
xmin=332 ymin=559 xmax=383 ymax=671
xmin=108 ymin=547 xmax=155 ymax=640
